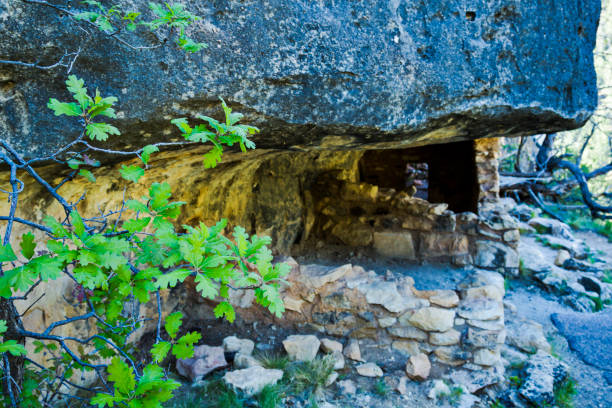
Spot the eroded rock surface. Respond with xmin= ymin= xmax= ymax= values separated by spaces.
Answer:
xmin=0 ymin=0 xmax=599 ymax=157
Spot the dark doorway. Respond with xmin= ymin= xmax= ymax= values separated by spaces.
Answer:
xmin=358 ymin=141 xmax=479 ymax=213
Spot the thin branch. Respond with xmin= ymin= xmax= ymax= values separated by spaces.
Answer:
xmin=0 ymin=217 xmax=52 ymax=234
xmin=527 ymin=187 xmax=565 ymax=222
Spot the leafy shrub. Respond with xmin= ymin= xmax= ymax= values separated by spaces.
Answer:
xmin=0 ymin=5 xmax=288 ymax=404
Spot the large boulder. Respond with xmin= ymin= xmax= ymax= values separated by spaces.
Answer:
xmin=0 ymin=0 xmax=599 ymax=158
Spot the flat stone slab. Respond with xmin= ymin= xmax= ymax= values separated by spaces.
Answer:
xmin=551 ymin=309 xmax=612 ymax=383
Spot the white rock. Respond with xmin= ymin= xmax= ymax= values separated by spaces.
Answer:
xmin=320 ymin=338 xmax=343 ymax=354
xmin=283 ymin=295 xmax=305 ymax=312
xmin=356 ymin=362 xmax=383 ymax=377
xmin=429 ymin=290 xmax=460 ymax=308
xmin=473 ymin=348 xmax=501 ymax=366
xmin=343 ymin=339 xmax=364 ymax=362
xmin=330 ymin=351 xmax=345 ymax=370
xmin=464 ymin=285 xmax=503 ymax=302
xmin=299 ymin=264 xmax=352 ymax=289
xmin=429 ymin=329 xmax=461 ymax=346
xmin=408 ymin=307 xmax=456 ymax=332
xmin=554 ymin=249 xmax=571 ymax=267
xmin=528 ymin=217 xmax=574 ymax=240
xmin=233 ymin=353 xmax=261 ymax=369
xmin=450 ymin=368 xmax=503 ymax=393
xmin=392 ymin=340 xmax=421 ymax=356
xmin=474 ymin=241 xmax=519 ymax=269
xmin=458 ymin=299 xmax=504 ymax=321
xmin=387 ymin=326 xmax=428 ymax=340
xmin=378 ymin=316 xmax=397 ymax=328
xmin=461 ymin=270 xmax=506 ymax=295
xmin=427 ymin=379 xmax=451 ymax=399
xmin=467 ymin=318 xmax=504 ymax=331
xmin=223 ymin=366 xmax=283 ymax=396
xmin=337 ymin=379 xmax=357 ymax=395
xmin=283 ymin=335 xmax=320 ymax=361
xmin=405 ymin=353 xmax=431 ymax=381
xmin=396 ymin=376 xmax=409 ymax=395
xmin=176 ymin=345 xmax=228 ymax=382
xmin=223 ymin=336 xmax=255 ymax=355
xmin=357 ymin=280 xmax=415 ymax=313
xmin=325 ymin=372 xmax=339 ymax=387
xmin=506 ymin=319 xmax=551 ymax=353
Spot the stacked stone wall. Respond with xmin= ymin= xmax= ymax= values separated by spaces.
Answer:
xmin=258 ymin=261 xmax=508 ymax=379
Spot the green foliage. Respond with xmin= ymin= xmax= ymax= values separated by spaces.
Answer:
xmin=120 ymin=164 xmax=146 ymax=182
xmin=256 ymin=352 xmax=290 ymax=370
xmin=554 ymin=377 xmax=577 ymax=408
xmin=445 ymin=385 xmax=464 ymax=407
xmin=509 ymin=375 xmax=523 ymax=388
xmin=0 ymin=320 xmax=27 ymax=357
xmin=490 ymin=400 xmax=507 ymax=408
xmin=48 ymin=75 xmax=120 ymax=148
xmin=75 ymin=1 xmax=206 ymax=52
xmin=0 ymin=77 xmax=289 ymax=407
xmin=171 ymin=98 xmax=260 ymax=168
xmin=373 ymin=378 xmax=389 ymax=396
xmin=284 ymin=355 xmax=335 ymax=399
xmin=257 ymin=384 xmax=284 ymax=408
xmin=163 ymin=376 xmax=244 ymax=408
xmin=145 ymin=3 xmax=207 ymax=53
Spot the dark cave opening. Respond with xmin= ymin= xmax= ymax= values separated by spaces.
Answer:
xmin=358 ymin=141 xmax=479 ymax=213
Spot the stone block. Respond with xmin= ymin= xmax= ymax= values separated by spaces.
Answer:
xmin=373 ymin=231 xmax=416 ymax=259
xmin=408 ymin=307 xmax=456 ymax=332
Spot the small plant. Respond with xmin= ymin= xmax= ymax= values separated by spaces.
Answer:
xmin=588 ymin=295 xmax=605 ymax=312
xmin=164 ymin=377 xmax=244 ymax=408
xmin=256 ymin=352 xmax=291 ymax=370
xmin=554 ymin=377 xmax=577 ymax=408
xmin=547 ymin=335 xmax=561 ymax=359
xmin=257 ymin=384 xmax=284 ymax=408
xmin=285 ymin=355 xmax=335 ymax=400
xmin=535 ymin=236 xmax=565 ymax=250
xmin=75 ymin=1 xmax=207 ymax=52
xmin=446 ymin=385 xmax=464 ymax=406
xmin=373 ymin=378 xmax=389 ymax=396
xmin=509 ymin=375 xmax=523 ymax=388
xmin=518 ymin=258 xmax=530 ymax=279
xmin=490 ymin=400 xmax=507 ymax=408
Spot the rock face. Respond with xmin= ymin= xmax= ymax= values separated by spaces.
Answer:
xmin=552 ymin=310 xmax=612 ymax=382
xmin=223 ymin=366 xmax=284 ymax=396
xmin=282 ymin=334 xmax=321 ymax=361
xmin=0 ymin=0 xmax=599 ymax=157
xmin=519 ymin=351 xmax=569 ymax=406
xmin=176 ymin=345 xmax=228 ymax=381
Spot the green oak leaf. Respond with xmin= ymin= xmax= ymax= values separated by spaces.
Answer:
xmin=86 ymin=122 xmax=120 ymax=141
xmin=213 ymin=301 xmax=235 ymax=323
xmin=107 ymin=357 xmax=135 ymax=395
xmin=119 ymin=165 xmax=145 ymax=183
xmin=0 ymin=244 xmax=17 ymax=263
xmin=19 ymin=232 xmax=36 ymax=260
xmin=151 ymin=341 xmax=171 ymax=363
xmin=79 ymin=169 xmax=97 ymax=183
xmin=164 ymin=312 xmax=183 ymax=339
xmin=141 ymin=145 xmax=159 ymax=165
